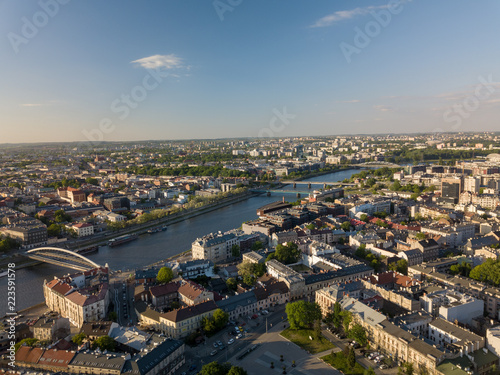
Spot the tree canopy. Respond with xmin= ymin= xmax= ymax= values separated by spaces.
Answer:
xmin=199 ymin=362 xmax=247 ymax=375
xmin=469 ymin=259 xmax=500 ymax=286
xmin=203 ymin=309 xmax=229 ymax=336
xmin=92 ymin=336 xmax=116 ymax=351
xmin=157 ymin=267 xmax=174 ymax=284
xmin=286 ymin=301 xmax=322 ymax=330
xmin=268 ymin=242 xmax=301 ymax=264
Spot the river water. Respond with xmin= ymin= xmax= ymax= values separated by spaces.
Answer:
xmin=0 ymin=169 xmax=360 ymax=313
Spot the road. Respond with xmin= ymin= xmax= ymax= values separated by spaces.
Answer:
xmin=110 ymin=279 xmax=137 ymax=327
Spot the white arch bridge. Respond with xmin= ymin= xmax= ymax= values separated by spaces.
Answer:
xmin=26 ymin=247 xmax=102 ymax=271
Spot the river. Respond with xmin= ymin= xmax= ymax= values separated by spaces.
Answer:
xmin=0 ymin=168 xmax=361 ymax=313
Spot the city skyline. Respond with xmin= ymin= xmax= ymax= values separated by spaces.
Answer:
xmin=1 ymin=0 xmax=500 ymax=143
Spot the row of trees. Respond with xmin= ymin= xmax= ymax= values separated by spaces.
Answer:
xmin=123 ymin=165 xmax=252 ymax=178
xmin=354 ymin=244 xmax=384 ymax=272
xmin=198 ymin=361 xmax=247 ymax=375
xmin=325 ymin=301 xmax=368 ymax=347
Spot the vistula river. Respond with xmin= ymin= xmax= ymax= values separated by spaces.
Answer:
xmin=0 ymin=169 xmax=361 ymax=314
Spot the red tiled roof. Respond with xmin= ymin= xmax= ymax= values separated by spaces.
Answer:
xmin=178 ymin=282 xmax=203 ymax=300
xmin=149 ymin=282 xmax=180 ymax=297
xmin=161 ymin=300 xmax=217 ymax=323
xmin=38 ymin=349 xmax=75 ymax=367
xmin=15 ymin=346 xmax=44 ymax=364
xmin=47 ymin=280 xmax=73 ymax=296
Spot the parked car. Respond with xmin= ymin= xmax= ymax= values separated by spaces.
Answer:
xmin=251 ymin=314 xmax=258 ymax=319
xmin=228 ymin=339 xmax=234 ymax=345
xmin=210 ymin=350 xmax=217 ymax=356
xmin=236 ymin=333 xmax=242 ymax=339
xmin=217 ymin=340 xmax=223 ymax=346
xmin=213 ymin=342 xmax=218 ymax=348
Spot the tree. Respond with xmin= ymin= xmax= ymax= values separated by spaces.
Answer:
xmin=243 ymin=274 xmax=256 ymax=286
xmin=108 ymin=311 xmax=118 ymax=322
xmin=341 ymin=310 xmax=352 ymax=334
xmin=286 ymin=301 xmax=321 ymax=330
xmin=14 ymin=338 xmax=39 ymax=352
xmin=254 ymin=262 xmax=266 ymax=277
xmin=231 ymin=244 xmax=240 ymax=257
xmin=391 ymin=180 xmax=402 ymax=191
xmin=72 ymin=332 xmax=86 ymax=346
xmin=347 ymin=346 xmax=356 ymax=368
xmin=203 ymin=309 xmax=229 ymax=335
xmin=251 ymin=241 xmax=263 ymax=251
xmin=227 ymin=366 xmax=248 ymax=375
xmin=360 ymin=214 xmax=369 ymax=222
xmin=93 ymin=336 xmax=116 ymax=351
xmin=47 ymin=223 xmax=62 ymax=237
xmin=347 ymin=323 xmax=367 ymax=346
xmin=333 ymin=301 xmax=343 ymax=330
xmin=341 ymin=221 xmax=352 ymax=232
xmin=54 ymin=209 xmax=72 ymax=223
xmin=388 ymin=259 xmax=408 ymax=275
xmin=274 ymin=242 xmax=301 ymax=264
xmin=416 ymin=232 xmax=426 ymax=240
xmin=314 ymin=319 xmax=322 ymax=340
xmin=156 ymin=267 xmax=173 ymax=284
xmin=199 ymin=361 xmax=231 ymax=375
xmin=364 ymin=367 xmax=376 ymax=375
xmin=226 ymin=277 xmax=238 ymax=291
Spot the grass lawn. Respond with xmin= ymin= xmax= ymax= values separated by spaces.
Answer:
xmin=281 ymin=328 xmax=334 ymax=354
xmin=321 ymin=352 xmax=366 ymax=375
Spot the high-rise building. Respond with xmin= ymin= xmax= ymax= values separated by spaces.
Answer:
xmin=464 ymin=176 xmax=481 ymax=193
xmin=441 ymin=177 xmax=463 ymax=203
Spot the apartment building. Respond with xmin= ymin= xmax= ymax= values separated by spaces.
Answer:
xmin=43 ymin=268 xmax=110 ymax=328
xmin=191 ymin=231 xmax=239 ymax=263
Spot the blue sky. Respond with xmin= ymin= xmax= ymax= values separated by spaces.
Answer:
xmin=1 ymin=0 xmax=500 ymax=143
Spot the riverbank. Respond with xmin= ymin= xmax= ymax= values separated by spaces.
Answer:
xmin=285 ymin=166 xmax=359 ymax=182
xmin=63 ymin=190 xmax=258 ymax=251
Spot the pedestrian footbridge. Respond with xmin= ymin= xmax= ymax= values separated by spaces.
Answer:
xmin=26 ymin=247 xmax=102 ymax=271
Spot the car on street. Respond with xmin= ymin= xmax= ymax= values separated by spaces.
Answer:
xmin=217 ymin=340 xmax=222 ymax=346
xmin=236 ymin=333 xmax=242 ymax=339
xmin=213 ymin=342 xmax=218 ymax=348
xmin=251 ymin=314 xmax=258 ymax=319
xmin=189 ymin=365 xmax=197 ymax=371
xmin=210 ymin=350 xmax=217 ymax=356
xmin=228 ymin=339 xmax=234 ymax=345
xmin=261 ymin=310 xmax=269 ymax=315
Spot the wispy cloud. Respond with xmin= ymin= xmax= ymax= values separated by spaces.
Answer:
xmin=310 ymin=5 xmax=388 ymax=28
xmin=131 ymin=54 xmax=183 ymax=70
xmin=20 ymin=103 xmax=42 ymax=107
xmin=373 ymin=105 xmax=393 ymax=112
xmin=339 ymin=99 xmax=360 ymax=103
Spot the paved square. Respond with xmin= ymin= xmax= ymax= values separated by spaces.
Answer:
xmin=226 ymin=326 xmax=341 ymax=375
